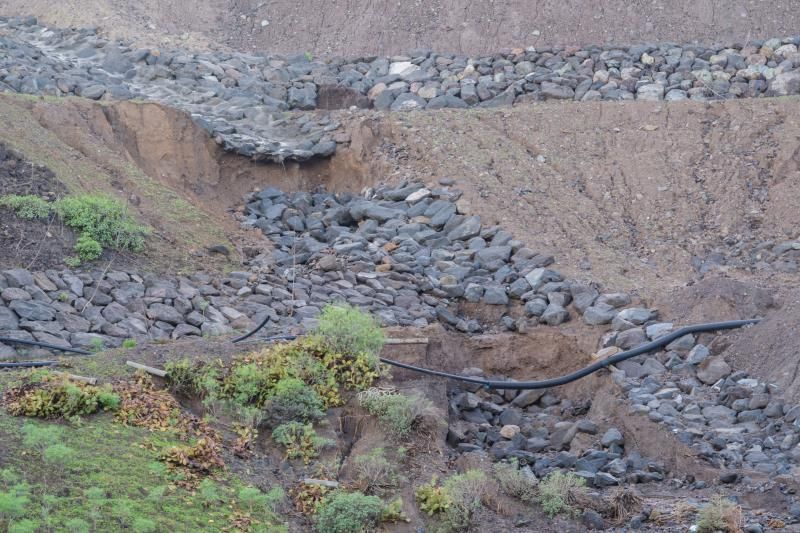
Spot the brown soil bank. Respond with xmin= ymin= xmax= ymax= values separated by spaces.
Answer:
xmin=374 ymin=97 xmax=800 ymax=298
xmin=4 ymin=0 xmax=800 ymax=56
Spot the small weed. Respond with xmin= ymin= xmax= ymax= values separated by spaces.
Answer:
xmin=121 ymin=338 xmax=137 ymax=349
xmin=290 ymin=482 xmax=331 ymax=515
xmin=313 ymin=303 xmax=384 ymax=362
xmin=359 ymin=391 xmax=434 ymax=440
xmin=0 ymin=194 xmax=50 ymax=219
xmin=89 ymin=337 xmax=105 ymax=353
xmin=380 ymin=498 xmax=409 ymax=523
xmin=493 ymin=459 xmax=537 ymax=502
xmin=74 ymin=234 xmax=102 ymax=262
xmin=696 ymin=495 xmax=743 ymax=533
xmin=415 ymin=476 xmax=452 ymax=516
xmin=538 ymin=470 xmax=587 ymax=518
xmin=441 ymin=470 xmax=490 ymax=531
xmin=353 ymin=448 xmax=398 ymax=495
xmin=314 ymin=491 xmax=383 ymax=533
xmin=272 ymin=422 xmax=330 ymax=464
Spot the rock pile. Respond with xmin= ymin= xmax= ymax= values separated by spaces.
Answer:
xmin=448 ymin=376 xmax=667 ymax=488
xmin=2 ymin=16 xmax=800 ymax=161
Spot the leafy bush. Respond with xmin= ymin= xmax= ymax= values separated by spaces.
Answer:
xmin=379 ymin=498 xmax=409 ymax=523
xmin=4 ymin=375 xmax=120 ymax=419
xmin=359 ymin=391 xmax=433 ymax=440
xmin=8 ymin=519 xmax=38 ymax=533
xmin=538 ymin=470 xmax=586 ymax=517
xmin=697 ymin=495 xmax=743 ymax=533
xmin=0 ymin=194 xmax=50 ymax=219
xmin=314 ymin=491 xmax=383 ymax=533
xmin=54 ymin=194 xmax=148 ymax=263
xmin=415 ymin=476 xmax=452 ymax=516
xmin=441 ymin=470 xmax=490 ymax=531
xmin=272 ymin=422 xmax=330 ymax=464
xmin=353 ymin=448 xmax=398 ymax=495
xmin=493 ymin=459 xmax=538 ymax=502
xmin=43 ymin=444 xmax=74 ymax=466
xmin=0 ymin=485 xmax=30 ymax=523
xmin=313 ymin=304 xmax=384 ymax=362
xmin=64 ymin=517 xmax=90 ymax=533
xmin=73 ymin=234 xmax=103 ymax=262
xmin=262 ymin=378 xmax=325 ymax=427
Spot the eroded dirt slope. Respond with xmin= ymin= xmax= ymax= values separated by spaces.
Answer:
xmin=366 ymin=97 xmax=800 ymax=298
xmin=4 ymin=0 xmax=800 ymax=56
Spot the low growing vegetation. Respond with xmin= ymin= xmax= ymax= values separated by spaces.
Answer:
xmin=493 ymin=459 xmax=538 ymax=502
xmin=414 ymin=470 xmax=490 ymax=532
xmin=314 ymin=491 xmax=384 ymax=533
xmin=359 ymin=388 xmax=435 ymax=440
xmin=696 ymin=495 xmax=743 ymax=533
xmin=3 ymin=374 xmax=120 ymax=419
xmin=537 ymin=470 xmax=587 ymax=518
xmin=272 ymin=422 xmax=331 ymax=464
xmin=0 ymin=193 xmax=149 ymax=265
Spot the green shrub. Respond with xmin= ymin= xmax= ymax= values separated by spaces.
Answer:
xmin=314 ymin=491 xmax=383 ymax=533
xmin=0 ymin=195 xmax=51 ymax=219
xmin=65 ymin=517 xmax=90 ymax=533
xmin=73 ymin=234 xmax=103 ymax=262
xmin=0 ymin=489 xmax=29 ymax=522
xmin=415 ymin=476 xmax=451 ymax=516
xmin=493 ymin=459 xmax=538 ymax=502
xmin=132 ymin=518 xmax=157 ymax=533
xmin=359 ymin=391 xmax=433 ymax=440
xmin=55 ymin=194 xmax=148 ymax=259
xmin=8 ymin=519 xmax=38 ymax=533
xmin=272 ymin=422 xmax=330 ymax=464
xmin=538 ymin=470 xmax=586 ymax=518
xmin=313 ymin=304 xmax=384 ymax=362
xmin=5 ymin=376 xmax=120 ymax=419
xmin=379 ymin=498 xmax=408 ymax=523
xmin=353 ymin=448 xmax=398 ymax=495
xmin=697 ymin=495 xmax=743 ymax=533
xmin=263 ymin=378 xmax=325 ymax=427
xmin=441 ymin=470 xmax=490 ymax=531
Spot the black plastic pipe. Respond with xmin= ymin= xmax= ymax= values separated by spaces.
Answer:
xmin=231 ymin=319 xmax=760 ymax=390
xmin=0 ymin=360 xmax=59 ymax=368
xmin=0 ymin=337 xmax=91 ymax=356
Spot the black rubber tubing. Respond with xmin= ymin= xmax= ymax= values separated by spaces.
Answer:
xmin=0 ymin=361 xmax=59 ymax=368
xmin=0 ymin=337 xmax=91 ymax=356
xmin=231 ymin=319 xmax=760 ymax=390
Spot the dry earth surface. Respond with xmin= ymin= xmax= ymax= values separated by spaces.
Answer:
xmin=3 ymin=0 xmax=800 ymax=56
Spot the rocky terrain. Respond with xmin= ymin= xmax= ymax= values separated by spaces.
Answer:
xmin=1 ymin=4 xmax=800 ymax=533
xmin=3 ymin=15 xmax=800 ymax=163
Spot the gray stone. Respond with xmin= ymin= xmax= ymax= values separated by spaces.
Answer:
xmin=447 ymin=216 xmax=482 ymax=241
xmin=686 ymin=344 xmax=710 ymax=365
xmin=512 ymin=389 xmax=546 ymax=408
xmin=391 ymin=93 xmax=427 ymax=111
xmin=9 ymin=300 xmax=55 ymax=321
xmin=697 ymin=357 xmax=732 ymax=384
xmin=541 ymin=304 xmax=568 ymax=326
xmin=601 ymin=427 xmax=624 ymax=447
xmin=541 ymin=82 xmax=575 ymax=100
xmin=1 ymin=288 xmax=31 ymax=302
xmin=2 ymin=269 xmax=34 ymax=288
xmin=583 ymin=303 xmax=618 ymax=325
xmin=615 ymin=307 xmax=656 ymax=325
xmin=146 ymin=303 xmax=184 ymax=325
xmin=0 ymin=307 xmax=19 ymax=330
xmin=525 ymin=268 xmax=563 ymax=291
xmin=483 ymin=286 xmax=509 ymax=305
xmin=615 ymin=328 xmax=647 ymax=350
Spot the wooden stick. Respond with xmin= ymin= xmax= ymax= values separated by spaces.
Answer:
xmin=302 ymin=478 xmax=339 ymax=489
xmin=51 ymin=370 xmax=98 ymax=385
xmin=126 ymin=360 xmax=167 ymax=378
xmin=384 ymin=338 xmax=429 ymax=345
